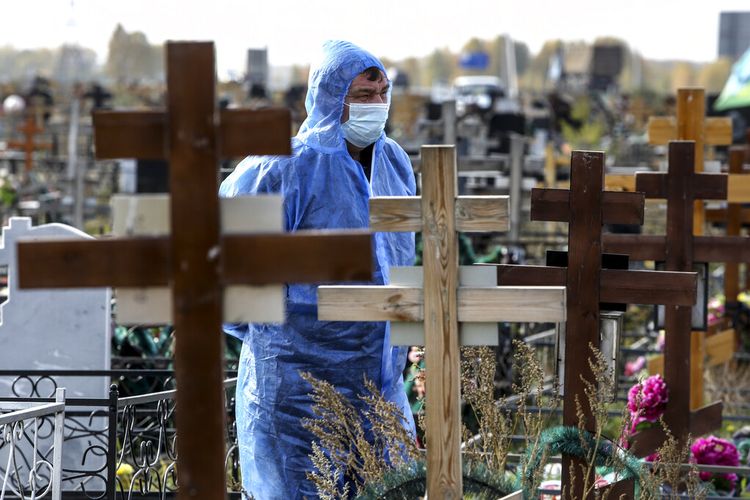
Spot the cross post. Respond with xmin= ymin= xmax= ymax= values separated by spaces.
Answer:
xmin=16 ymin=41 xmax=374 ymax=500
xmin=602 ymin=141 xmax=737 ymax=455
xmin=7 ymin=114 xmax=51 ymax=174
xmin=318 ymin=145 xmax=565 ymax=498
xmin=496 ymin=151 xmax=698 ymax=497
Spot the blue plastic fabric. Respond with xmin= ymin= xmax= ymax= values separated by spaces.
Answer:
xmin=219 ymin=40 xmax=416 ymax=499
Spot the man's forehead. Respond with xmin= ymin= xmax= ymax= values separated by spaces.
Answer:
xmin=349 ymin=71 xmax=388 ymax=90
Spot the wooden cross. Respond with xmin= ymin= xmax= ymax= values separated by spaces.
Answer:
xmin=647 ymin=87 xmax=732 ymax=234
xmin=15 ymin=42 xmax=374 ymax=500
xmin=495 ymin=151 xmax=698 ymax=498
xmin=318 ymin=145 xmax=566 ymax=499
xmin=6 ymin=114 xmax=51 ymax=174
xmin=706 ymin=145 xmax=750 ymax=304
xmin=601 ymin=141 xmax=746 ymax=456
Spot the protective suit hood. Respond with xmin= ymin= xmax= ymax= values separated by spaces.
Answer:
xmin=297 ymin=40 xmax=388 ymax=153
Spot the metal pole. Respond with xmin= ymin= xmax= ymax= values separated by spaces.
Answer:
xmin=51 ymin=388 xmax=66 ymax=500
xmin=509 ymin=133 xmax=524 ymax=241
xmin=442 ymin=100 xmax=457 ymax=146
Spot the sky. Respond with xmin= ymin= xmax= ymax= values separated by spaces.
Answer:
xmin=3 ymin=0 xmax=750 ymax=78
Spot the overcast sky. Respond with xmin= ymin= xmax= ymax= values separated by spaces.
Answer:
xmin=4 ymin=0 xmax=750 ymax=77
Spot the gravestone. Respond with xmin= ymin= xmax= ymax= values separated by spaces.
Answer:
xmin=0 ymin=216 xmax=110 ymax=491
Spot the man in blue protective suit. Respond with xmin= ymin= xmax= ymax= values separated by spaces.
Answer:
xmin=219 ymin=40 xmax=416 ymax=499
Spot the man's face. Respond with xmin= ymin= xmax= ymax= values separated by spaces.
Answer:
xmin=340 ymin=70 xmax=389 ymax=123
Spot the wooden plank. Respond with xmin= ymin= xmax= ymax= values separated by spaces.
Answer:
xmin=690 ymin=401 xmax=724 ymax=437
xmin=562 ymin=150 xmax=604 ymax=500
xmin=693 ymin=236 xmax=750 ymax=262
xmin=166 ymin=42 xmax=225 ymax=500
xmin=601 ymin=234 xmax=667 ymax=261
xmin=705 ymin=328 xmax=737 ymax=366
xmin=497 ymin=265 xmax=697 ymax=307
xmin=727 ymin=173 xmax=750 ymax=203
xmin=93 ymin=110 xmax=166 ymax=159
xmin=369 ymin=196 xmax=509 ymax=232
xmin=17 ymin=238 xmax=170 ymax=288
xmin=222 ymin=231 xmax=373 ymax=284
xmin=318 ymin=286 xmax=565 ymax=322
xmin=705 ymin=117 xmax=733 ymax=146
xmin=604 ymin=174 xmax=636 ymax=192
xmin=219 ymin=108 xmax=291 ymax=157
xmin=421 ymin=145 xmax=462 ymax=497
xmin=454 ymin=196 xmax=509 ymax=232
xmin=599 ymin=478 xmax=635 ymax=499
xmin=636 ymin=171 xmax=727 ymax=200
xmin=530 ymin=189 xmax=644 ymax=225
xmin=647 ymin=116 xmax=676 ymax=145
xmin=705 ymin=207 xmax=750 ymax=222
xmin=725 ymin=148 xmax=746 ymax=302
xmin=691 ymin=331 xmax=705 ymax=409
xmin=317 ymin=286 xmax=422 ymax=322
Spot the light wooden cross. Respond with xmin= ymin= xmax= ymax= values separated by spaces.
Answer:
xmin=15 ymin=42 xmax=374 ymax=500
xmin=602 ymin=141 xmax=748 ymax=456
xmin=495 ymin=151 xmax=698 ymax=498
xmin=7 ymin=114 xmax=51 ymax=174
xmin=318 ymin=145 xmax=565 ymax=499
xmin=604 ymin=88 xmax=733 ymax=199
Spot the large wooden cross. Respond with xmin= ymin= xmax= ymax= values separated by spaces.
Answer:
xmin=495 ymin=151 xmax=698 ymax=498
xmin=318 ymin=145 xmax=565 ymax=499
xmin=15 ymin=42 xmax=374 ymax=500
xmin=7 ymin=114 xmax=51 ymax=174
xmin=602 ymin=141 xmax=750 ymax=455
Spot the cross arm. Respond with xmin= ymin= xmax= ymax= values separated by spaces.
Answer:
xmin=602 ymin=234 xmax=666 ymax=261
xmin=647 ymin=117 xmax=732 ymax=146
xmin=496 ymin=265 xmax=696 ymax=306
xmin=221 ymin=230 xmax=373 ymax=285
xmin=693 ymin=235 xmax=750 ymax=262
xmin=369 ymin=196 xmax=509 ymax=232
xmin=317 ymin=285 xmax=566 ymax=323
xmin=530 ymin=189 xmax=644 ymax=225
xmin=93 ymin=107 xmax=291 ymax=160
xmin=18 ymin=237 xmax=170 ymax=288
xmin=635 ymin=172 xmax=727 ymax=200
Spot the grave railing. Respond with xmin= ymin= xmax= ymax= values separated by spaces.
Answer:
xmin=0 ymin=369 xmax=241 ymax=499
xmin=0 ymin=388 xmax=65 ymax=500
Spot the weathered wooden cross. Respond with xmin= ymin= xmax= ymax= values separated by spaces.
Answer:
xmin=318 ymin=145 xmax=565 ymax=499
xmin=602 ymin=141 xmax=750 ymax=456
xmin=6 ymin=114 xmax=51 ymax=174
xmin=15 ymin=42 xmax=374 ymax=500
xmin=495 ymin=151 xmax=698 ymax=498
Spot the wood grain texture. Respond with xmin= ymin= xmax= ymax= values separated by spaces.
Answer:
xmin=725 ymin=148 xmax=745 ymax=302
xmin=603 ymin=174 xmax=636 ymax=192
xmin=496 ymin=265 xmax=697 ymax=307
xmin=599 ymin=478 xmax=635 ymax=499
xmin=561 ymin=150 xmax=603 ymax=500
xmin=166 ymin=42 xmax=225 ymax=500
xmin=218 ymin=108 xmax=291 ymax=157
xmin=18 ymin=237 xmax=170 ymax=288
xmin=93 ymin=110 xmax=166 ymax=159
xmin=421 ymin=145 xmax=462 ymax=498
xmin=530 ymin=189 xmax=644 ymax=225
xmin=316 ymin=285 xmax=566 ymax=323
xmin=705 ymin=117 xmax=733 ymax=146
xmin=369 ymin=196 xmax=509 ymax=232
xmin=647 ymin=116 xmax=676 ymax=145
xmin=727 ymin=173 xmax=750 ymax=203
xmin=601 ymin=234 xmax=666 ymax=261
xmin=705 ymin=328 xmax=737 ymax=366
xmin=222 ymin=231 xmax=373 ymax=284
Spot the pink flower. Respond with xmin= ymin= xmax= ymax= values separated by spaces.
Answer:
xmin=691 ymin=436 xmax=740 ymax=492
xmin=624 ymin=356 xmax=646 ymax=377
xmin=627 ymin=374 xmax=668 ymax=426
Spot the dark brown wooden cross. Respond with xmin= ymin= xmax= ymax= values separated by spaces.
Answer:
xmin=602 ymin=141 xmax=747 ymax=456
xmin=15 ymin=42 xmax=373 ymax=500
xmin=7 ymin=114 xmax=51 ymax=173
xmin=496 ymin=151 xmax=698 ymax=499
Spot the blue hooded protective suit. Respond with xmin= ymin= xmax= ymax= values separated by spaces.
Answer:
xmin=219 ymin=40 xmax=416 ymax=499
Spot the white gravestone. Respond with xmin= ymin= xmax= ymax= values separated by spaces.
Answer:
xmin=0 ymin=217 xmax=110 ymax=492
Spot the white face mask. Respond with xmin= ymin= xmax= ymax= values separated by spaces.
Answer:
xmin=341 ymin=102 xmax=389 ymax=148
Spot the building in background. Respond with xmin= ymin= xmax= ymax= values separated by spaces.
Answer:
xmin=719 ymin=12 xmax=750 ymax=61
